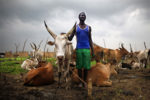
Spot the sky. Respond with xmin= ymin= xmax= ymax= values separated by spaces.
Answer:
xmin=0 ymin=0 xmax=150 ymax=53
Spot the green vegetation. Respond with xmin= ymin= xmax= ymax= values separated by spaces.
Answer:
xmin=0 ymin=57 xmax=59 ymax=74
xmin=0 ymin=57 xmax=97 ymax=74
xmin=91 ymin=60 xmax=96 ymax=66
xmin=46 ymin=57 xmax=57 ymax=67
xmin=0 ymin=57 xmax=28 ymax=74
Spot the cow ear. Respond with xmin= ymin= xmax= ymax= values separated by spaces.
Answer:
xmin=67 ymin=41 xmax=72 ymax=45
xmin=47 ymin=41 xmax=55 ymax=45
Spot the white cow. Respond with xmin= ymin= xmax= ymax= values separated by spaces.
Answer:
xmin=136 ymin=49 xmax=150 ymax=68
xmin=44 ymin=21 xmax=76 ymax=87
xmin=21 ymin=43 xmax=43 ymax=70
xmin=30 ymin=43 xmax=44 ymax=62
xmin=21 ymin=58 xmax=38 ymax=70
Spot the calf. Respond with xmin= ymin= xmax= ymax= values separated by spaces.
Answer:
xmin=24 ymin=62 xmax=54 ymax=86
xmin=72 ymin=63 xmax=117 ymax=87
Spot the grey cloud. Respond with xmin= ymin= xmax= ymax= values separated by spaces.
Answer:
xmin=0 ymin=0 xmax=150 ymax=52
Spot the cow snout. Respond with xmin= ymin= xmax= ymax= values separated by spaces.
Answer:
xmin=57 ymin=56 xmax=64 ymax=60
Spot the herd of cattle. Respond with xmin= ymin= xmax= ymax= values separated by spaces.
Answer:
xmin=21 ymin=22 xmax=150 ymax=89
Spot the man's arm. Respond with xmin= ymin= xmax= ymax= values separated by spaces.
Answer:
xmin=68 ymin=26 xmax=76 ymax=41
xmin=89 ymin=26 xmax=94 ymax=57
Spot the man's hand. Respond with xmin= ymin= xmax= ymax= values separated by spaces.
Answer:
xmin=92 ymin=52 xmax=95 ymax=59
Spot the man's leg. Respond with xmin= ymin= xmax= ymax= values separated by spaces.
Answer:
xmin=83 ymin=49 xmax=91 ymax=83
xmin=76 ymin=49 xmax=83 ymax=87
xmin=84 ymin=69 xmax=88 ymax=82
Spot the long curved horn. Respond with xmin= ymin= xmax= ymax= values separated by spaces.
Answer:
xmin=44 ymin=20 xmax=56 ymax=39
xmin=32 ymin=42 xmax=37 ymax=50
xmin=66 ymin=22 xmax=77 ymax=37
xmin=38 ymin=40 xmax=43 ymax=50
xmin=30 ymin=43 xmax=35 ymax=49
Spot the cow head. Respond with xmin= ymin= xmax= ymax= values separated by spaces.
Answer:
xmin=44 ymin=21 xmax=76 ymax=62
xmin=119 ymin=43 xmax=129 ymax=59
xmin=30 ymin=43 xmax=42 ymax=59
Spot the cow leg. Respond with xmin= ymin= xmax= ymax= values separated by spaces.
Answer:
xmin=63 ymin=60 xmax=72 ymax=90
xmin=96 ymin=80 xmax=112 ymax=87
xmin=58 ymin=64 xmax=62 ymax=87
xmin=58 ymin=72 xmax=61 ymax=85
xmin=64 ymin=60 xmax=70 ymax=83
xmin=145 ymin=59 xmax=148 ymax=68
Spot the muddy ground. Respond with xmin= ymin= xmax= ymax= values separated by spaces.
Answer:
xmin=0 ymin=68 xmax=150 ymax=100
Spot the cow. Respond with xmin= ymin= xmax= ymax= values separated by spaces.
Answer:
xmin=130 ymin=60 xmax=141 ymax=69
xmin=24 ymin=62 xmax=54 ymax=86
xmin=126 ymin=49 xmax=150 ymax=68
xmin=21 ymin=58 xmax=38 ymax=70
xmin=136 ymin=49 xmax=150 ymax=68
xmin=30 ymin=43 xmax=44 ymax=62
xmin=21 ymin=43 xmax=44 ymax=70
xmin=44 ymin=21 xmax=76 ymax=88
xmin=93 ymin=43 xmax=129 ymax=65
xmin=72 ymin=62 xmax=117 ymax=87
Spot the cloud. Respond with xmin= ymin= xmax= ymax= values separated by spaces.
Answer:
xmin=0 ymin=0 xmax=150 ymax=52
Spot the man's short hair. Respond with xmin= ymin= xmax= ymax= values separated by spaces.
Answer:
xmin=79 ymin=12 xmax=86 ymax=17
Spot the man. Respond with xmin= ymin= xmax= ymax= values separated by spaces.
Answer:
xmin=68 ymin=12 xmax=94 ymax=87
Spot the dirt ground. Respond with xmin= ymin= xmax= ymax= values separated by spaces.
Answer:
xmin=1 ymin=68 xmax=150 ymax=100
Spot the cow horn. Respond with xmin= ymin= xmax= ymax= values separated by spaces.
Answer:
xmin=121 ymin=43 xmax=124 ymax=48
xmin=66 ymin=22 xmax=77 ymax=37
xmin=32 ymin=42 xmax=37 ymax=50
xmin=44 ymin=21 xmax=56 ymax=39
xmin=30 ymin=43 xmax=35 ymax=49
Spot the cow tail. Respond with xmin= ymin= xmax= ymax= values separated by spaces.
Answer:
xmin=148 ymin=49 xmax=150 ymax=60
xmin=148 ymin=49 xmax=150 ymax=57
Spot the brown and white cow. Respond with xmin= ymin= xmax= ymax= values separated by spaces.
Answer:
xmin=24 ymin=62 xmax=54 ymax=86
xmin=93 ymin=43 xmax=129 ymax=64
xmin=72 ymin=62 xmax=117 ymax=87
xmin=44 ymin=21 xmax=76 ymax=86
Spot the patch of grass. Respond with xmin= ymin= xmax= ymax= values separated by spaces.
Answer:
xmin=0 ymin=57 xmax=28 ymax=62
xmin=0 ymin=57 xmax=28 ymax=74
xmin=0 ymin=57 xmax=97 ymax=74
xmin=46 ymin=58 xmax=57 ymax=67
xmin=0 ymin=65 xmax=27 ymax=74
